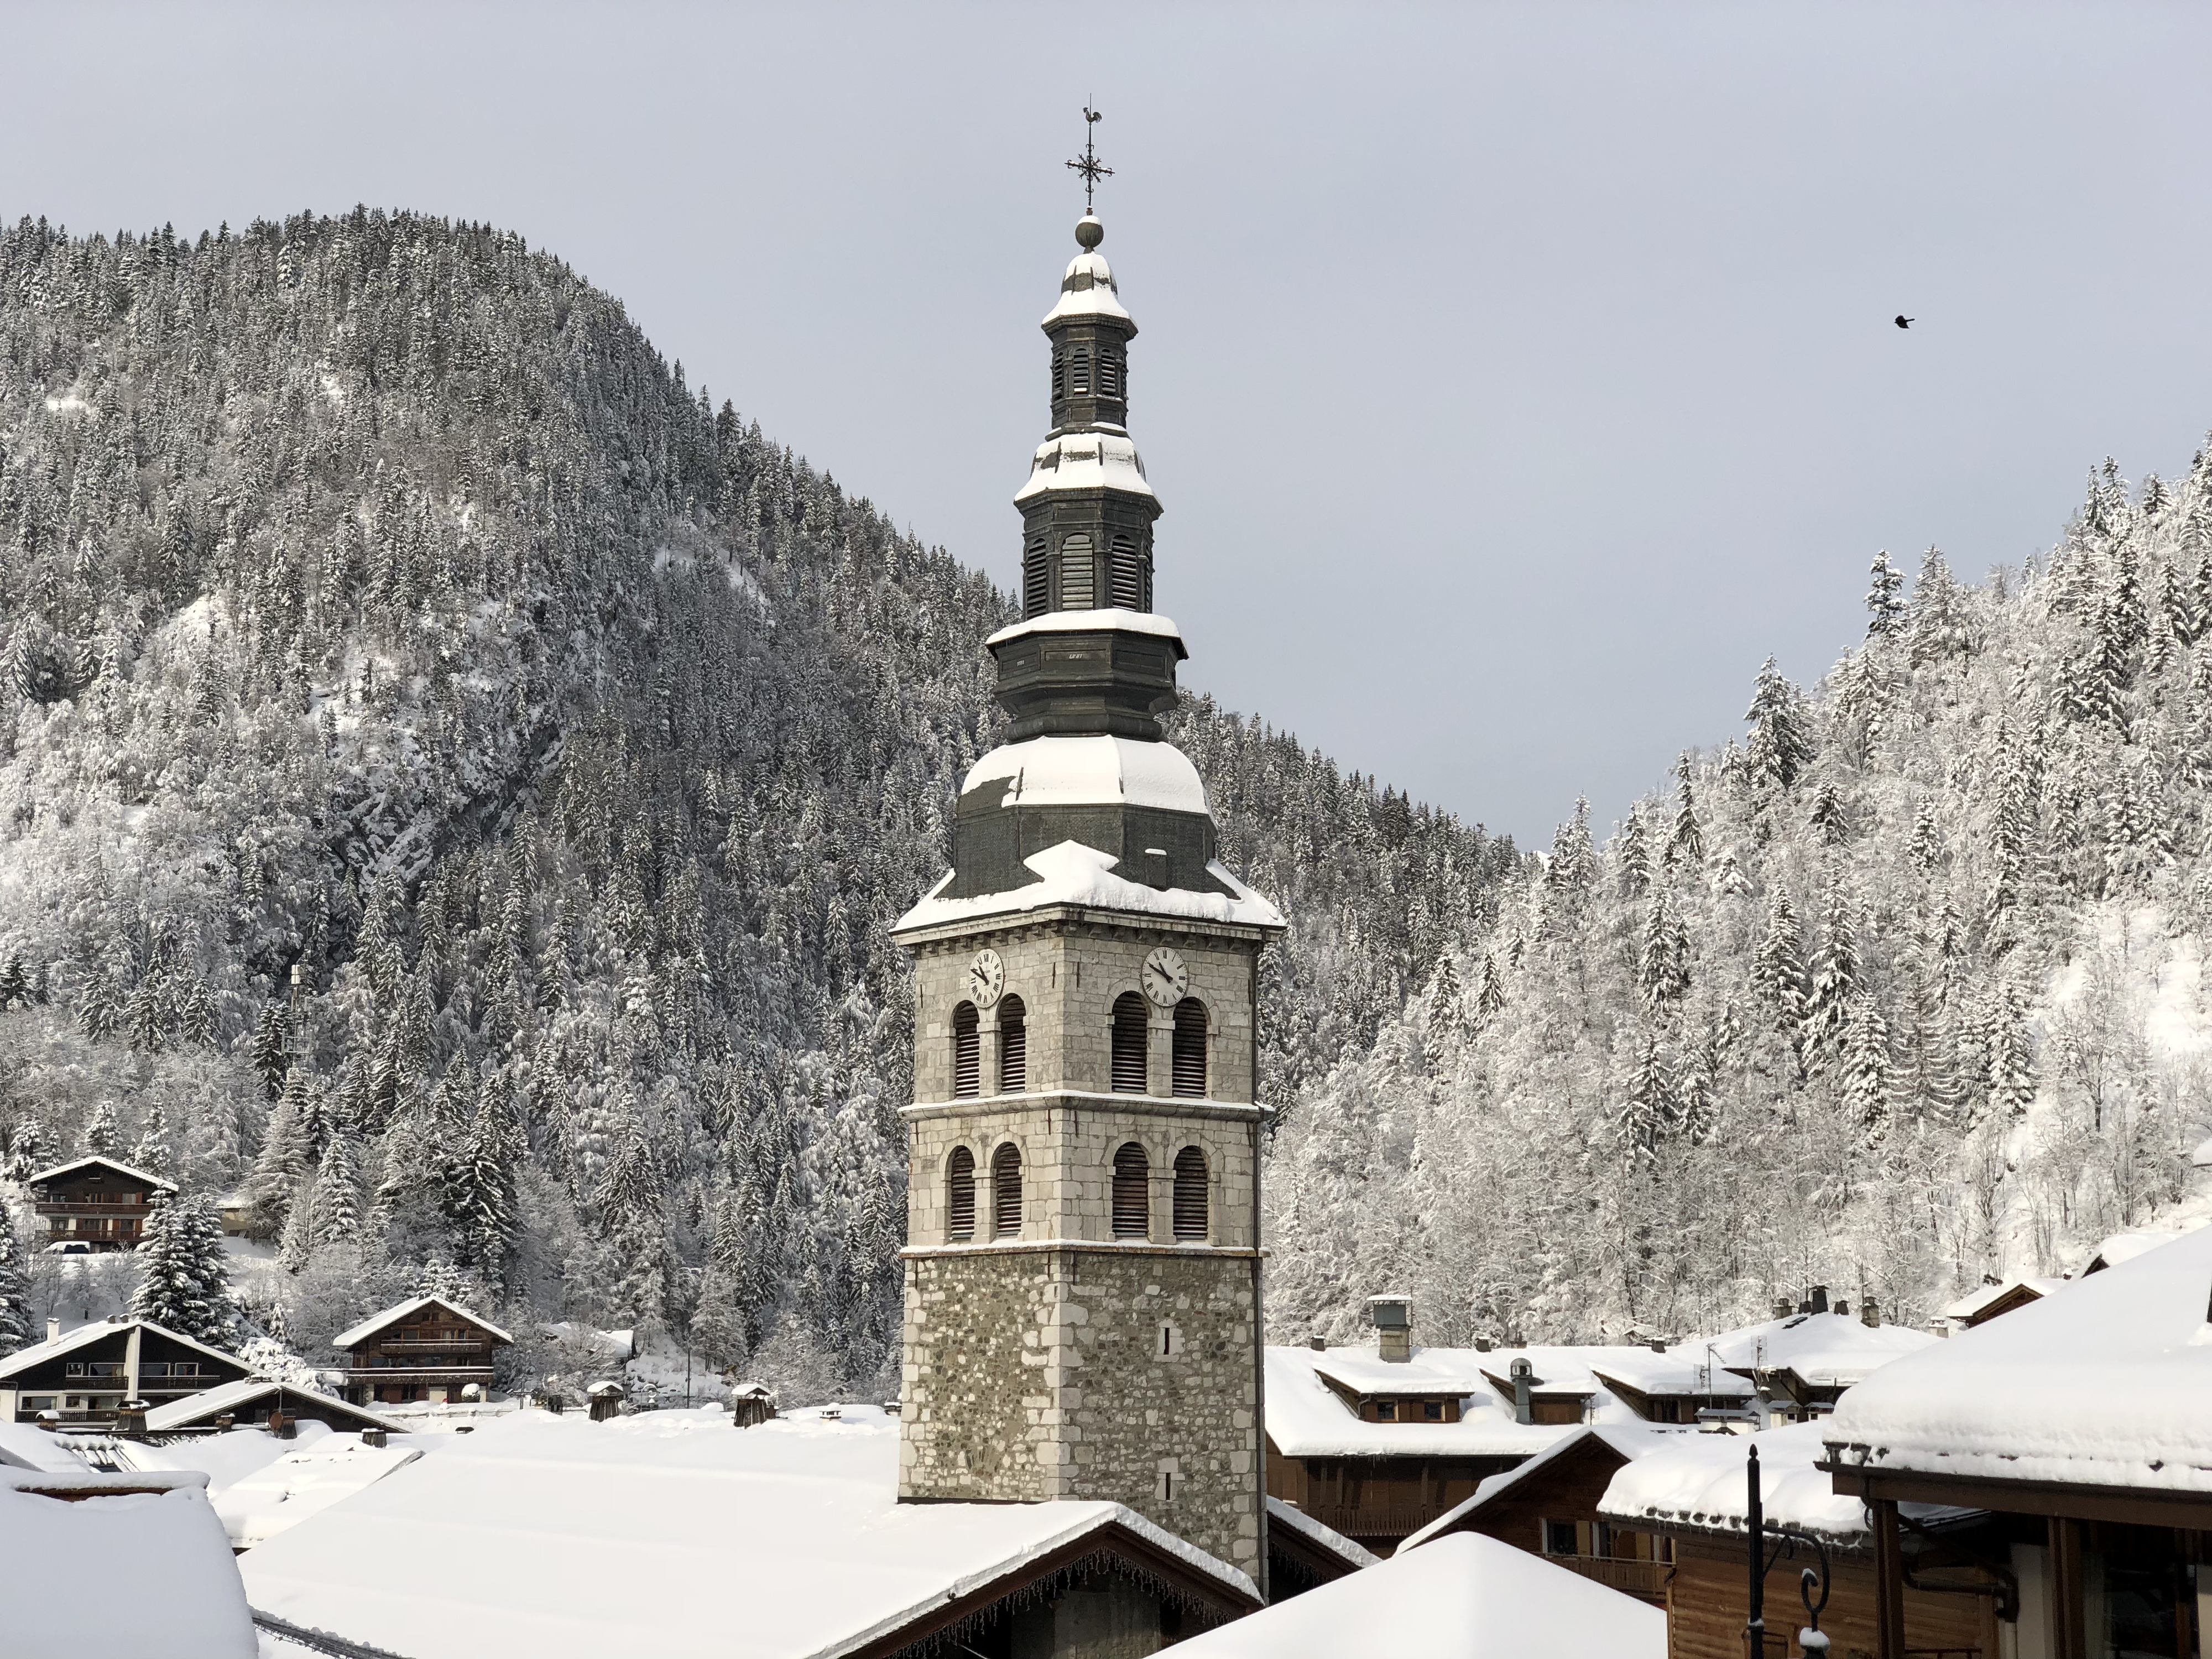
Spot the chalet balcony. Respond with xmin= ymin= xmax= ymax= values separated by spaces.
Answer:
xmin=342 ymin=1366 xmax=495 ymax=1380
xmin=1544 ymin=1554 xmax=1673 ymax=1604
xmin=370 ymin=1338 xmax=492 ymax=1352
xmin=1297 ymin=1504 xmax=1455 ymax=1545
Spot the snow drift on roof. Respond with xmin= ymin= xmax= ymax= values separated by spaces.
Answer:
xmin=1308 ymin=1348 xmax=1501 ymax=1398
xmin=1264 ymin=1346 xmax=1566 ymax=1460
xmin=984 ymin=606 xmax=1186 ymax=650
xmin=23 ymin=1153 xmax=176 ymax=1190
xmin=1166 ymin=1530 xmax=1665 ymax=1659
xmin=0 ymin=1316 xmax=247 ymax=1382
xmin=142 ymin=1376 xmax=385 ymax=1433
xmin=962 ymin=734 xmax=1213 ymax=817
xmin=895 ymin=841 xmax=1285 ymax=935
xmin=239 ymin=1405 xmax=1255 ymax=1659
xmin=1940 ymin=1276 xmax=2070 ymax=1322
xmin=331 ymin=1293 xmax=515 ymax=1350
xmin=0 ymin=1418 xmax=96 ymax=1474
xmin=1827 ymin=1225 xmax=2212 ymax=1495
xmin=1042 ymin=250 xmax=1133 ymax=326
xmin=1014 ymin=429 xmax=1155 ymax=504
xmin=1265 ymin=1495 xmax=1379 ymax=1570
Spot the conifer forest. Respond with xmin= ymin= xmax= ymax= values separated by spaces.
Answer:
xmin=0 ymin=210 xmax=2206 ymax=1388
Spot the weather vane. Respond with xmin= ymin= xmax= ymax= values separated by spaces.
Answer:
xmin=1066 ymin=106 xmax=1112 ymax=211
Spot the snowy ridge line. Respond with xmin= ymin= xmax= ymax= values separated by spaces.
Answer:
xmin=251 ymin=1609 xmax=415 ymax=1659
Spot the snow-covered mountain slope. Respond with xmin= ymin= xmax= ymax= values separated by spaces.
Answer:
xmin=0 ymin=211 xmax=1509 ymax=1387
xmin=1268 ymin=457 xmax=2212 ymax=1344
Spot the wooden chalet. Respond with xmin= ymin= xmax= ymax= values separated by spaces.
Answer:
xmin=24 ymin=1154 xmax=175 ymax=1252
xmin=333 ymin=1295 xmax=513 ymax=1405
xmin=143 ymin=1376 xmax=394 ymax=1436
xmin=1263 ymin=1494 xmax=1378 ymax=1601
xmin=0 ymin=1317 xmax=253 ymax=1424
xmin=1940 ymin=1274 xmax=2068 ymax=1332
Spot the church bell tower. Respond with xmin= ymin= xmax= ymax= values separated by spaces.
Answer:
xmin=891 ymin=160 xmax=1283 ymax=1585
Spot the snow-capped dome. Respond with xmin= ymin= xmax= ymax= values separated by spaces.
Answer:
xmin=1014 ymin=429 xmax=1154 ymax=504
xmin=961 ymin=734 xmax=1211 ymax=816
xmin=1044 ymin=247 xmax=1132 ymax=327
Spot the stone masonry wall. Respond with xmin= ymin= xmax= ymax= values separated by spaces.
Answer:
xmin=899 ymin=1246 xmax=1263 ymax=1578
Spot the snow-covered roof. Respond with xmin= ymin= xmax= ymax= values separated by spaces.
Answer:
xmin=1401 ymin=1424 xmax=1691 ymax=1551
xmin=331 ymin=1294 xmax=515 ymax=1350
xmin=1599 ymin=1420 xmax=1978 ymax=1546
xmin=1568 ymin=1312 xmax=1933 ymax=1399
xmin=120 ymin=1422 xmax=425 ymax=1551
xmin=1265 ymin=1494 xmax=1379 ymax=1571
xmin=1827 ymin=1224 xmax=2212 ymax=1498
xmin=142 ymin=1376 xmax=388 ymax=1433
xmin=1940 ymin=1276 xmax=2070 ymax=1322
xmin=1264 ymin=1345 xmax=1567 ymax=1460
xmin=962 ymin=734 xmax=1213 ymax=817
xmin=984 ymin=606 xmax=1187 ymax=651
xmin=1 ymin=1473 xmax=256 ymax=1657
xmin=2083 ymin=1229 xmax=2183 ymax=1273
xmin=1165 ymin=1530 xmax=1666 ymax=1659
xmin=0 ymin=1418 xmax=95 ymax=1474
xmin=537 ymin=1320 xmax=636 ymax=1362
xmin=23 ymin=1153 xmax=176 ymax=1191
xmin=0 ymin=1316 xmax=248 ymax=1383
xmin=1309 ymin=1347 xmax=1501 ymax=1398
xmin=1042 ymin=248 xmax=1133 ymax=327
xmin=1014 ymin=428 xmax=1156 ymax=504
xmin=895 ymin=841 xmax=1286 ymax=936
xmin=240 ymin=1405 xmax=1258 ymax=1659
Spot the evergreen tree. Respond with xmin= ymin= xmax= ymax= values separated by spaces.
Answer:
xmin=1907 ymin=802 xmax=1943 ymax=875
xmin=81 ymin=1102 xmax=119 ymax=1157
xmin=3 ymin=1118 xmax=48 ymax=1181
xmin=1667 ymin=757 xmax=1703 ymax=866
xmin=1473 ymin=952 xmax=1507 ymax=1026
xmin=1843 ymin=1001 xmax=1894 ymax=1138
xmin=0 ymin=956 xmax=27 ymax=1010
xmin=131 ymin=1193 xmax=239 ymax=1345
xmin=244 ymin=1068 xmax=316 ymax=1238
xmin=1744 ymin=659 xmax=1814 ymax=790
xmin=1638 ymin=891 xmax=1690 ymax=1010
xmin=250 ymin=1004 xmax=291 ymax=1100
xmin=1987 ymin=983 xmax=2038 ymax=1120
xmin=127 ymin=1105 xmax=171 ymax=1176
xmin=1615 ymin=811 xmax=1651 ymax=898
xmin=310 ymin=1130 xmax=362 ymax=1248
xmin=1803 ymin=893 xmax=1861 ymax=1063
xmin=1751 ymin=892 xmax=1808 ymax=1030
xmin=1421 ymin=954 xmax=1465 ymax=1043
xmin=1615 ymin=1035 xmax=1674 ymax=1165
xmin=1865 ymin=549 xmax=1906 ymax=637
xmin=0 ymin=1203 xmax=31 ymax=1355
xmin=1809 ymin=780 xmax=1849 ymax=846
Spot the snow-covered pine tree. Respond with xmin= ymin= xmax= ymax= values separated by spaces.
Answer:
xmin=250 ymin=1004 xmax=290 ymax=1099
xmin=1865 ymin=549 xmax=1906 ymax=637
xmin=310 ymin=1130 xmax=362 ymax=1248
xmin=1809 ymin=780 xmax=1849 ymax=845
xmin=131 ymin=1193 xmax=239 ymax=1345
xmin=81 ymin=1102 xmax=119 ymax=1157
xmin=1667 ymin=756 xmax=1703 ymax=866
xmin=1751 ymin=891 xmax=1809 ymax=1030
xmin=0 ymin=1203 xmax=30 ymax=1355
xmin=1802 ymin=891 xmax=1862 ymax=1066
xmin=1744 ymin=658 xmax=1814 ymax=790
xmin=128 ymin=1105 xmax=171 ymax=1176
xmin=1615 ymin=1035 xmax=1674 ymax=1165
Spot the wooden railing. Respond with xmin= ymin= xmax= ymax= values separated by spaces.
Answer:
xmin=1296 ymin=1505 xmax=1449 ymax=1542
xmin=1545 ymin=1555 xmax=1673 ymax=1600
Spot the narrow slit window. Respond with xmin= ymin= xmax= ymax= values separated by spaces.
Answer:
xmin=1112 ymin=1143 xmax=1149 ymax=1239
xmin=1108 ymin=534 xmax=1143 ymax=611
xmin=992 ymin=1143 xmax=1023 ymax=1239
xmin=1111 ymin=992 xmax=1148 ymax=1093
xmin=946 ymin=1148 xmax=975 ymax=1242
xmin=1173 ymin=1146 xmax=1209 ymax=1241
xmin=952 ymin=1002 xmax=979 ymax=1099
xmin=1058 ymin=534 xmax=1094 ymax=610
xmin=998 ymin=996 xmax=1027 ymax=1095
xmin=1171 ymin=999 xmax=1208 ymax=1098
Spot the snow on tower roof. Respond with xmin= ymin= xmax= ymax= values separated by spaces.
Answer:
xmin=895 ymin=841 xmax=1285 ymax=936
xmin=331 ymin=1293 xmax=514 ymax=1350
xmin=1014 ymin=428 xmax=1155 ymax=504
xmin=239 ymin=1405 xmax=1258 ymax=1659
xmin=23 ymin=1152 xmax=177 ymax=1191
xmin=1825 ymin=1224 xmax=2212 ymax=1497
xmin=1042 ymin=249 xmax=1133 ymax=326
xmin=984 ymin=606 xmax=1186 ymax=650
xmin=1165 ymin=1530 xmax=1666 ymax=1659
xmin=961 ymin=735 xmax=1213 ymax=817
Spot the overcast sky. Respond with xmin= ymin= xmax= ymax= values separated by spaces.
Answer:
xmin=4 ymin=3 xmax=2207 ymax=845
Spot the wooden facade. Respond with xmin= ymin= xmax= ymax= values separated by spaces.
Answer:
xmin=338 ymin=1297 xmax=511 ymax=1405
xmin=0 ymin=1319 xmax=251 ymax=1423
xmin=1658 ymin=1531 xmax=1995 ymax=1659
xmin=25 ymin=1156 xmax=174 ymax=1253
xmin=1265 ymin=1438 xmax=1520 ymax=1554
xmin=1419 ymin=1431 xmax=1675 ymax=1605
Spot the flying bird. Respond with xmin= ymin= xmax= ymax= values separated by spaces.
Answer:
xmin=1895 ymin=315 xmax=1913 ymax=330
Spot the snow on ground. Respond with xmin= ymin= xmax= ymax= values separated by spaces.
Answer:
xmin=1169 ymin=1530 xmax=1665 ymax=1659
xmin=241 ymin=1404 xmax=1255 ymax=1659
xmin=1 ymin=1471 xmax=257 ymax=1657
xmin=1828 ymin=1225 xmax=2212 ymax=1495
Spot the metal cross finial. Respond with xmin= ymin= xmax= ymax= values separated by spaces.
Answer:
xmin=1066 ymin=106 xmax=1112 ymax=210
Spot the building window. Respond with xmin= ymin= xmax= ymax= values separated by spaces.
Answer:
xmin=1051 ymin=350 xmax=1066 ymax=403
xmin=1171 ymin=999 xmax=1208 ymax=1098
xmin=1099 ymin=351 xmax=1121 ymax=398
xmin=1023 ymin=536 xmax=1050 ymax=619
xmin=1423 ymin=1400 xmax=1444 ymax=1421
xmin=1058 ymin=534 xmax=1094 ymax=609
xmin=946 ymin=1147 xmax=975 ymax=1242
xmin=1071 ymin=347 xmax=1091 ymax=395
xmin=1112 ymin=1143 xmax=1149 ymax=1239
xmin=1543 ymin=1520 xmax=1577 ymax=1557
xmin=1173 ymin=1146 xmax=1209 ymax=1240
xmin=998 ymin=996 xmax=1027 ymax=1094
xmin=1110 ymin=992 xmax=1148 ymax=1093
xmin=991 ymin=1143 xmax=1023 ymax=1239
xmin=1108 ymin=533 xmax=1143 ymax=611
xmin=952 ymin=1001 xmax=979 ymax=1099
xmin=1375 ymin=1400 xmax=1397 ymax=1421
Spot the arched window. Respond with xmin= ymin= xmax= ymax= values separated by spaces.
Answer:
xmin=992 ymin=1142 xmax=1023 ymax=1239
xmin=998 ymin=995 xmax=1027 ymax=1095
xmin=1172 ymin=999 xmax=1208 ymax=1098
xmin=1111 ymin=992 xmax=1148 ymax=1093
xmin=946 ymin=1147 xmax=975 ymax=1242
xmin=1071 ymin=347 xmax=1091 ymax=395
xmin=952 ymin=1002 xmax=979 ymax=1099
xmin=1023 ymin=537 xmax=1050 ymax=619
xmin=1112 ymin=1143 xmax=1150 ymax=1239
xmin=1108 ymin=533 xmax=1143 ymax=611
xmin=1058 ymin=534 xmax=1094 ymax=610
xmin=1173 ymin=1146 xmax=1209 ymax=1241
xmin=1098 ymin=350 xmax=1121 ymax=398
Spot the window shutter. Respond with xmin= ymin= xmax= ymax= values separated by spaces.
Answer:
xmin=1059 ymin=534 xmax=1094 ymax=609
xmin=1171 ymin=999 xmax=1207 ymax=1098
xmin=1109 ymin=534 xmax=1143 ymax=611
xmin=1051 ymin=351 xmax=1066 ymax=403
xmin=1111 ymin=992 xmax=1147 ymax=1093
xmin=1099 ymin=351 xmax=1120 ymax=397
xmin=1024 ymin=538 xmax=1050 ymax=618
xmin=992 ymin=1144 xmax=1022 ymax=1239
xmin=1071 ymin=347 xmax=1091 ymax=395
xmin=946 ymin=1148 xmax=975 ymax=1241
xmin=952 ymin=1003 xmax=979 ymax=1099
xmin=998 ymin=997 xmax=1026 ymax=1094
xmin=1173 ymin=1146 xmax=1209 ymax=1240
xmin=1112 ymin=1144 xmax=1149 ymax=1239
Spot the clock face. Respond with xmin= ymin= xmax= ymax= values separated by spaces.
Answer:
xmin=1141 ymin=947 xmax=1188 ymax=1008
xmin=967 ymin=949 xmax=1005 ymax=1008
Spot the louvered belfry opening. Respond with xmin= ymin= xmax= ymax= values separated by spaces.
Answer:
xmin=1173 ymin=1146 xmax=1209 ymax=1241
xmin=1112 ymin=1143 xmax=1150 ymax=1239
xmin=952 ymin=1003 xmax=980 ymax=1099
xmin=946 ymin=1147 xmax=976 ymax=1242
xmin=1108 ymin=534 xmax=1144 ymax=611
xmin=1058 ymin=534 xmax=1095 ymax=609
xmin=1171 ymin=998 xmax=1208 ymax=1098
xmin=1023 ymin=537 xmax=1050 ymax=618
xmin=991 ymin=1142 xmax=1023 ymax=1239
xmin=998 ymin=996 xmax=1027 ymax=1095
xmin=1111 ymin=992 xmax=1149 ymax=1093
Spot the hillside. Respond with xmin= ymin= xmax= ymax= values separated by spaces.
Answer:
xmin=1269 ymin=457 xmax=2212 ymax=1344
xmin=0 ymin=210 xmax=1510 ymax=1389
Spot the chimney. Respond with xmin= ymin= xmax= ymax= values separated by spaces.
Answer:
xmin=1648 ymin=1339 xmax=1667 ymax=1353
xmin=1771 ymin=1299 xmax=1793 ymax=1320
xmin=1367 ymin=1295 xmax=1413 ymax=1363
xmin=1809 ymin=1286 xmax=1829 ymax=1316
xmin=1861 ymin=1297 xmax=1881 ymax=1328
xmin=1509 ymin=1357 xmax=1535 ymax=1425
xmin=46 ymin=1318 xmax=60 ymax=1344
xmin=1306 ymin=1335 xmax=1326 ymax=1352
xmin=361 ymin=1427 xmax=387 ymax=1447
xmin=114 ymin=1401 xmax=149 ymax=1441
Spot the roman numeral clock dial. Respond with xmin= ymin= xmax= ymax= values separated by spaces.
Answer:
xmin=1141 ymin=947 xmax=1187 ymax=1007
xmin=967 ymin=949 xmax=1005 ymax=1007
